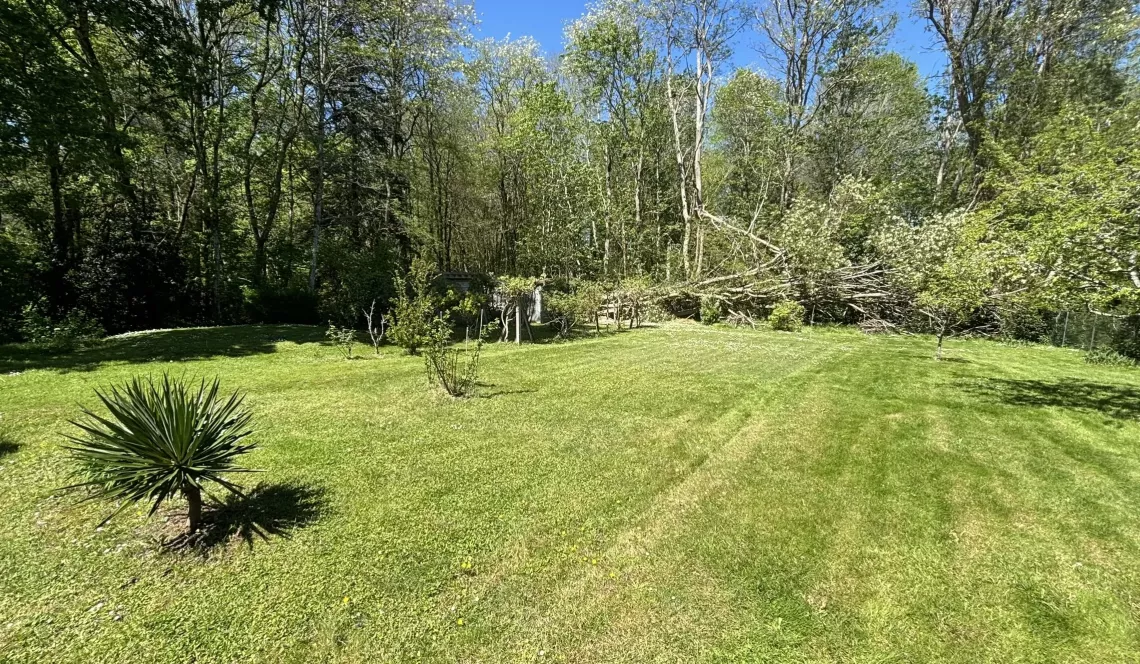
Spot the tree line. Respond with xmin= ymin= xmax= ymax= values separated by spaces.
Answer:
xmin=1 ymin=0 xmax=1137 ymax=351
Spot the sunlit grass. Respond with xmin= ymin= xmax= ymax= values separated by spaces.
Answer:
xmin=1 ymin=322 xmax=1138 ymax=662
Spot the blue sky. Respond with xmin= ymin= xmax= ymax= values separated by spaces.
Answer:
xmin=474 ymin=0 xmax=948 ymax=87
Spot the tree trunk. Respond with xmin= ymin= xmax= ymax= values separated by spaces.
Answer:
xmin=254 ymin=236 xmax=269 ymax=284
xmin=184 ymin=485 xmax=203 ymax=535
xmin=47 ymin=146 xmax=69 ymax=307
xmin=515 ymin=298 xmax=522 ymax=344
xmin=309 ymin=2 xmax=328 ymax=293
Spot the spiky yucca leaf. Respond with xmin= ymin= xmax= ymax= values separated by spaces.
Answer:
xmin=64 ymin=374 xmax=257 ymax=527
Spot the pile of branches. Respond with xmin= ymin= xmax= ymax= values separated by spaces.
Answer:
xmin=655 ymin=261 xmax=907 ymax=324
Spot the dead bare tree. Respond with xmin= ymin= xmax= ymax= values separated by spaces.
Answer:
xmin=363 ymin=299 xmax=387 ymax=355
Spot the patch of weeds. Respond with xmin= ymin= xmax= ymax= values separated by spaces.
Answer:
xmin=1086 ymin=347 xmax=1136 ymax=368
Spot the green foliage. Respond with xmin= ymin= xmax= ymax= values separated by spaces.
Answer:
xmin=325 ymin=323 xmax=356 ymax=360
xmin=69 ymin=214 xmax=196 ymax=334
xmin=1085 ymin=347 xmax=1137 ymax=368
xmin=996 ymin=303 xmax=1053 ymax=344
xmin=546 ymin=279 xmax=607 ymax=337
xmin=20 ymin=302 xmax=104 ymax=352
xmin=318 ymin=241 xmax=398 ymax=327
xmin=711 ymin=70 xmax=786 ymax=221
xmin=545 ymin=291 xmax=579 ymax=338
xmin=442 ymin=287 xmax=489 ymax=334
xmin=984 ymin=102 xmax=1140 ymax=320
xmin=64 ymin=375 xmax=257 ymax=535
xmin=0 ymin=230 xmax=37 ymax=342
xmin=243 ymin=285 xmax=320 ymax=325
xmin=700 ymin=297 xmax=721 ymax=325
xmin=617 ymin=277 xmax=653 ymax=328
xmin=769 ymin=300 xmax=806 ymax=332
xmin=498 ymin=275 xmax=537 ymax=299
xmin=388 ymin=257 xmax=439 ymax=355
xmin=877 ymin=210 xmax=993 ymax=357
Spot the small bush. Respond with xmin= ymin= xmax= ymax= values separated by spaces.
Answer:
xmin=388 ymin=257 xmax=438 ymax=355
xmin=20 ymin=303 xmax=104 ymax=352
xmin=441 ymin=285 xmax=489 ymax=333
xmin=699 ymin=297 xmax=721 ymax=325
xmin=546 ymin=280 xmax=609 ymax=338
xmin=325 ymin=323 xmax=356 ymax=359
xmin=769 ymin=300 xmax=806 ymax=332
xmin=423 ymin=316 xmax=484 ymax=397
xmin=545 ymin=291 xmax=579 ymax=338
xmin=1086 ymin=347 xmax=1137 ymax=368
xmin=64 ymin=374 xmax=257 ymax=537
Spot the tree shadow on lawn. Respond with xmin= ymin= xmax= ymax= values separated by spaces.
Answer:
xmin=0 ymin=440 xmax=19 ymax=458
xmin=901 ymin=352 xmax=971 ymax=364
xmin=0 ymin=325 xmax=327 ymax=374
xmin=473 ymin=382 xmax=538 ymax=399
xmin=963 ymin=377 xmax=1140 ymax=421
xmin=174 ymin=481 xmax=328 ymax=552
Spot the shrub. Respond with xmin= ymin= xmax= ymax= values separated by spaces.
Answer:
xmin=1086 ymin=347 xmax=1137 ymax=368
xmin=545 ymin=279 xmax=609 ymax=338
xmin=423 ymin=316 xmax=483 ymax=398
xmin=769 ymin=300 xmax=806 ymax=332
xmin=441 ymin=284 xmax=489 ymax=334
xmin=699 ymin=297 xmax=721 ymax=325
xmin=20 ymin=303 xmax=104 ymax=352
xmin=325 ymin=323 xmax=356 ymax=359
xmin=546 ymin=290 xmax=586 ymax=338
xmin=388 ymin=257 xmax=438 ymax=355
xmin=64 ymin=375 xmax=257 ymax=537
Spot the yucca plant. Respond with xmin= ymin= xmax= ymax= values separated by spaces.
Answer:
xmin=64 ymin=374 xmax=257 ymax=536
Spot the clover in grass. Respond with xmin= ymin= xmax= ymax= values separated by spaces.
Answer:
xmin=64 ymin=374 xmax=258 ymax=537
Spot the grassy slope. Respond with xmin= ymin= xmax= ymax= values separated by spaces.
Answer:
xmin=0 ymin=323 xmax=1138 ymax=662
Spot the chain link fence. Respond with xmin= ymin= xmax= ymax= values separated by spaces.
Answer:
xmin=1039 ymin=310 xmax=1137 ymax=352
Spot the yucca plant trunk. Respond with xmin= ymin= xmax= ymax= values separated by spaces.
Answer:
xmin=184 ymin=485 xmax=203 ymax=534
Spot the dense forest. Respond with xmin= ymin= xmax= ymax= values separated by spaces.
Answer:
xmin=0 ymin=0 xmax=1137 ymax=352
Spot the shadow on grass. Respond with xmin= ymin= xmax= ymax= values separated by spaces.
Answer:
xmin=473 ymin=382 xmax=538 ymax=399
xmin=0 ymin=325 xmax=327 ymax=374
xmin=964 ymin=378 xmax=1140 ymax=421
xmin=183 ymin=481 xmax=328 ymax=552
xmin=0 ymin=440 xmax=19 ymax=458
xmin=484 ymin=322 xmax=648 ymax=346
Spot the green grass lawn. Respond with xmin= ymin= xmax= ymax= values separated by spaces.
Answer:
xmin=2 ymin=322 xmax=1140 ymax=662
